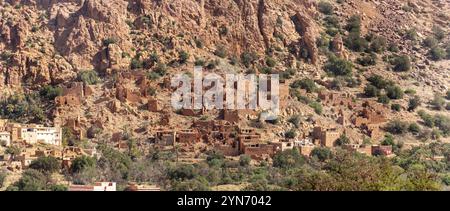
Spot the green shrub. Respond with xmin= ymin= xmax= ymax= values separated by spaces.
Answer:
xmin=391 ymin=104 xmax=401 ymax=111
xmin=241 ymin=51 xmax=259 ymax=67
xmin=310 ymin=147 xmax=332 ymax=162
xmin=423 ymin=36 xmax=438 ymax=48
xmin=324 ymin=15 xmax=340 ymax=29
xmin=288 ymin=115 xmax=301 ymax=127
xmin=386 ymin=85 xmax=404 ymax=99
xmin=273 ymin=149 xmax=304 ymax=169
xmin=432 ymin=25 xmax=446 ymax=40
xmin=194 ymin=58 xmax=205 ymax=66
xmin=102 ymin=38 xmax=117 ymax=46
xmin=345 ymin=15 xmax=361 ymax=33
xmin=405 ymin=28 xmax=418 ymax=41
xmin=408 ymin=123 xmax=421 ymax=134
xmin=29 ymin=156 xmax=60 ymax=174
xmin=77 ymin=70 xmax=99 ymax=85
xmin=367 ymin=75 xmax=391 ymax=89
xmin=430 ymin=46 xmax=447 ymax=61
xmin=369 ymin=36 xmax=387 ymax=53
xmin=290 ymin=78 xmax=317 ymax=92
xmin=39 ymin=85 xmax=62 ymax=100
xmin=345 ymin=32 xmax=368 ymax=52
xmin=218 ymin=25 xmax=228 ymax=36
xmin=318 ymin=1 xmax=334 ymax=15
xmin=364 ymin=85 xmax=380 ymax=97
xmin=265 ymin=57 xmax=277 ymax=67
xmin=418 ymin=110 xmax=435 ymax=128
xmin=130 ymin=58 xmax=143 ymax=69
xmin=388 ymin=43 xmax=400 ymax=52
xmin=70 ymin=156 xmax=96 ymax=174
xmin=12 ymin=169 xmax=47 ymax=191
xmin=178 ymin=50 xmax=189 ymax=64
xmin=335 ymin=134 xmax=350 ymax=146
xmin=405 ymin=89 xmax=416 ymax=95
xmin=377 ymin=95 xmax=390 ymax=104
xmin=408 ymin=96 xmax=421 ymax=111
xmin=357 ymin=53 xmax=377 ymax=66
xmin=309 ymin=102 xmax=323 ymax=115
xmin=214 ymin=45 xmax=228 ymax=58
xmin=285 ymin=129 xmax=297 ymax=139
xmin=392 ymin=55 xmax=411 ymax=72
xmin=386 ymin=120 xmax=409 ymax=134
xmin=324 ymin=56 xmax=353 ymax=76
xmin=431 ymin=94 xmax=446 ymax=110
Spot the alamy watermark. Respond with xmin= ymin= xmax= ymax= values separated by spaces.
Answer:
xmin=171 ymin=67 xmax=280 ymax=120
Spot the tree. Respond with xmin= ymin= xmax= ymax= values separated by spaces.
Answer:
xmin=39 ymin=85 xmax=62 ymax=100
xmin=290 ymin=79 xmax=317 ymax=92
xmin=29 ymin=156 xmax=60 ymax=174
xmin=239 ymin=155 xmax=251 ymax=167
xmin=345 ymin=15 xmax=361 ymax=32
xmin=206 ymin=151 xmax=225 ymax=167
xmin=335 ymin=134 xmax=350 ymax=146
xmin=310 ymin=147 xmax=332 ymax=162
xmin=5 ymin=146 xmax=21 ymax=160
xmin=13 ymin=169 xmax=47 ymax=191
xmin=273 ymin=149 xmax=304 ymax=169
xmin=381 ymin=134 xmax=395 ymax=147
xmin=70 ymin=156 xmax=96 ymax=174
xmin=49 ymin=184 xmax=68 ymax=191
xmin=386 ymin=120 xmax=409 ymax=135
xmin=285 ymin=129 xmax=297 ymax=139
xmin=325 ymin=56 xmax=353 ymax=76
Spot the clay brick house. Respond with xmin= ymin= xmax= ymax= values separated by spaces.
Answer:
xmin=160 ymin=112 xmax=171 ymax=126
xmin=55 ymin=82 xmax=92 ymax=107
xmin=55 ymin=95 xmax=82 ymax=106
xmin=214 ymin=139 xmax=240 ymax=156
xmin=116 ymin=85 xmax=141 ymax=104
xmin=298 ymin=144 xmax=315 ymax=156
xmin=177 ymin=129 xmax=201 ymax=144
xmin=223 ymin=109 xmax=240 ymax=123
xmin=242 ymin=142 xmax=276 ymax=160
xmin=155 ymin=130 xmax=176 ymax=146
xmin=313 ymin=126 xmax=341 ymax=147
xmin=147 ymin=97 xmax=160 ymax=112
xmin=371 ymin=145 xmax=393 ymax=156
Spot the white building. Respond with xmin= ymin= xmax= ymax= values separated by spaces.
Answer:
xmin=0 ymin=131 xmax=10 ymax=146
xmin=20 ymin=125 xmax=62 ymax=146
xmin=69 ymin=182 xmax=117 ymax=191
